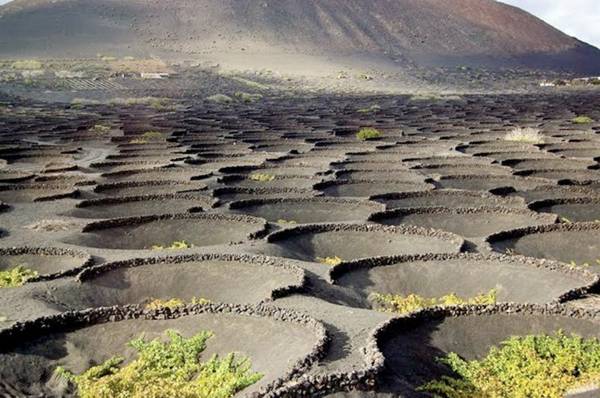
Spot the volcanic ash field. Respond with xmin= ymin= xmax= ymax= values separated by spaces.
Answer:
xmin=1 ymin=93 xmax=600 ymax=397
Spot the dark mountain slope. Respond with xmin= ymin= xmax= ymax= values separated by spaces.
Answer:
xmin=1 ymin=0 xmax=599 ymax=73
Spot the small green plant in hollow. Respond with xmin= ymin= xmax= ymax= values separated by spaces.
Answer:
xmin=151 ymin=240 xmax=193 ymax=250
xmin=371 ymin=289 xmax=497 ymax=315
xmin=0 ymin=265 xmax=39 ymax=288
xmin=277 ymin=219 xmax=297 ymax=225
xmin=572 ymin=115 xmax=594 ymax=124
xmin=356 ymin=128 xmax=382 ymax=141
xmin=357 ymin=104 xmax=381 ymax=113
xmin=316 ymin=256 xmax=343 ymax=266
xmin=504 ymin=127 xmax=544 ymax=144
xmin=249 ymin=173 xmax=275 ymax=182
xmin=88 ymin=124 xmax=111 ymax=135
xmin=145 ymin=297 xmax=212 ymax=310
xmin=55 ymin=329 xmax=263 ymax=398
xmin=420 ymin=331 xmax=600 ymax=398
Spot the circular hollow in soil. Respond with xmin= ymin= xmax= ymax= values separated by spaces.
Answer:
xmin=376 ymin=305 xmax=600 ymax=396
xmin=261 ymin=223 xmax=464 ymax=263
xmin=0 ymin=306 xmax=326 ymax=397
xmin=63 ymin=213 xmax=267 ymax=250
xmin=65 ymin=194 xmax=212 ymax=219
xmin=94 ymin=180 xmax=207 ymax=197
xmin=488 ymin=222 xmax=600 ymax=265
xmin=369 ymin=207 xmax=557 ymax=238
xmin=0 ymin=247 xmax=93 ymax=282
xmin=228 ymin=197 xmax=384 ymax=224
xmin=332 ymin=253 xmax=597 ymax=308
xmin=529 ymin=197 xmax=600 ymax=222
xmin=434 ymin=175 xmax=550 ymax=192
xmin=0 ymin=184 xmax=78 ymax=203
xmin=371 ymin=189 xmax=526 ymax=210
xmin=315 ymin=180 xmax=434 ymax=198
xmin=48 ymin=253 xmax=305 ymax=308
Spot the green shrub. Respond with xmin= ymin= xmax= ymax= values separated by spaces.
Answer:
xmin=234 ymin=92 xmax=263 ymax=103
xmin=356 ymin=128 xmax=382 ymax=141
xmin=0 ymin=265 xmax=39 ymax=288
xmin=206 ymin=94 xmax=233 ymax=104
xmin=277 ymin=219 xmax=297 ymax=225
xmin=316 ymin=256 xmax=343 ymax=266
xmin=572 ymin=116 xmax=594 ymax=124
xmin=371 ymin=289 xmax=497 ymax=315
xmin=11 ymin=60 xmax=42 ymax=70
xmin=141 ymin=131 xmax=166 ymax=142
xmin=420 ymin=331 xmax=600 ymax=398
xmin=504 ymin=127 xmax=544 ymax=144
xmin=249 ymin=173 xmax=275 ymax=182
xmin=357 ymin=105 xmax=381 ymax=114
xmin=151 ymin=240 xmax=192 ymax=250
xmin=55 ymin=330 xmax=262 ymax=398
xmin=145 ymin=297 xmax=211 ymax=310
xmin=88 ymin=124 xmax=111 ymax=135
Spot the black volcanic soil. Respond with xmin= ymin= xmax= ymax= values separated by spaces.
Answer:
xmin=1 ymin=92 xmax=600 ymax=397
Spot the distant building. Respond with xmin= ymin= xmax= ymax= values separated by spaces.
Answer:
xmin=539 ymin=81 xmax=555 ymax=87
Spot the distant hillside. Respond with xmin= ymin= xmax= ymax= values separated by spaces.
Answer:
xmin=1 ymin=0 xmax=599 ymax=74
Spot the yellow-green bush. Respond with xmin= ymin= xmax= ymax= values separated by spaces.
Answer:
xmin=420 ymin=331 xmax=600 ymax=398
xmin=151 ymin=240 xmax=192 ymax=250
xmin=572 ymin=116 xmax=594 ymax=124
xmin=371 ymin=289 xmax=497 ymax=315
xmin=12 ymin=60 xmax=42 ymax=70
xmin=145 ymin=297 xmax=212 ymax=310
xmin=0 ymin=265 xmax=38 ymax=288
xmin=56 ymin=330 xmax=262 ymax=398
xmin=249 ymin=173 xmax=275 ymax=182
xmin=316 ymin=256 xmax=343 ymax=266
xmin=356 ymin=128 xmax=382 ymax=141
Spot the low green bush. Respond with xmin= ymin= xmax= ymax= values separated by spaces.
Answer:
xmin=572 ymin=115 xmax=594 ymax=124
xmin=0 ymin=265 xmax=38 ymax=288
xmin=56 ymin=330 xmax=262 ymax=398
xmin=249 ymin=173 xmax=275 ymax=182
xmin=420 ymin=331 xmax=600 ymax=398
xmin=151 ymin=240 xmax=192 ymax=250
xmin=371 ymin=289 xmax=497 ymax=315
xmin=356 ymin=127 xmax=382 ymax=141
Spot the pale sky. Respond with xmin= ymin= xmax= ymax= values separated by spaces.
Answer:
xmin=0 ymin=0 xmax=598 ymax=48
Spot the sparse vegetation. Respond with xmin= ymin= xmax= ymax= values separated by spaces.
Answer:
xmin=207 ymin=94 xmax=234 ymax=104
xmin=572 ymin=115 xmax=594 ymax=124
xmin=144 ymin=297 xmax=211 ymax=310
xmin=249 ymin=173 xmax=275 ymax=182
xmin=357 ymin=104 xmax=381 ymax=113
xmin=420 ymin=331 xmax=600 ymax=398
xmin=55 ymin=329 xmax=263 ymax=398
xmin=569 ymin=259 xmax=600 ymax=268
xmin=234 ymin=92 xmax=263 ymax=103
xmin=371 ymin=289 xmax=497 ymax=315
xmin=504 ymin=127 xmax=544 ymax=144
xmin=0 ymin=265 xmax=39 ymax=288
xmin=151 ymin=240 xmax=193 ymax=250
xmin=277 ymin=219 xmax=297 ymax=225
xmin=316 ymin=256 xmax=343 ymax=266
xmin=356 ymin=127 xmax=382 ymax=141
xmin=11 ymin=60 xmax=42 ymax=70
xmin=88 ymin=124 xmax=111 ymax=135
xmin=141 ymin=131 xmax=166 ymax=142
